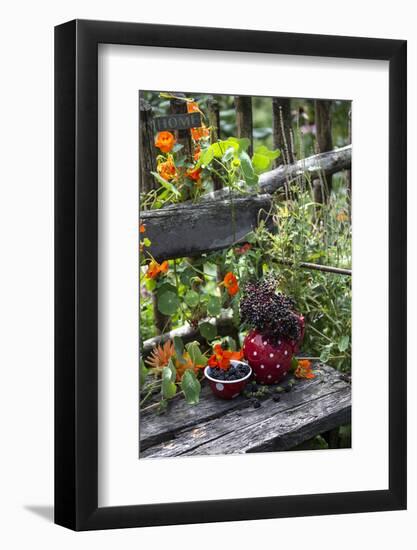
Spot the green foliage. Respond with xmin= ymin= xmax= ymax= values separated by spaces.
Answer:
xmin=161 ymin=361 xmax=177 ymax=399
xmin=252 ymin=145 xmax=280 ymax=174
xmin=181 ymin=369 xmax=201 ymax=405
xmin=157 ymin=290 xmax=180 ymax=316
xmin=199 ymin=321 xmax=217 ymax=341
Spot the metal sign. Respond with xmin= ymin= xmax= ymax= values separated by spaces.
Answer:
xmin=153 ymin=112 xmax=201 ymax=132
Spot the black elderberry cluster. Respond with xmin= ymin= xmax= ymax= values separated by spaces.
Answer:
xmin=208 ymin=362 xmax=250 ymax=381
xmin=239 ymin=278 xmax=300 ymax=344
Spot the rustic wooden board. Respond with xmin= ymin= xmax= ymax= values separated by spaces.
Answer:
xmin=140 ymin=194 xmax=272 ymax=261
xmin=140 ymin=365 xmax=351 ymax=457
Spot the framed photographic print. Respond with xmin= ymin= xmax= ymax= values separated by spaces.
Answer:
xmin=55 ymin=19 xmax=407 ymax=530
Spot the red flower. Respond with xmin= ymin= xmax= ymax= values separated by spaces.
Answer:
xmin=208 ymin=344 xmax=244 ymax=371
xmin=294 ymin=359 xmax=315 ymax=379
xmin=235 ymin=243 xmax=252 ymax=255
xmin=187 ymin=166 xmax=202 ymax=182
xmin=222 ymin=272 xmax=239 ymax=296
xmin=145 ymin=259 xmax=169 ymax=280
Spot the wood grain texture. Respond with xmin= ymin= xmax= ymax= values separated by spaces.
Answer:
xmin=140 ymin=365 xmax=351 ymax=457
xmin=140 ymin=194 xmax=273 ymax=261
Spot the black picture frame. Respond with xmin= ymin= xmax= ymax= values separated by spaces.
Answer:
xmin=55 ymin=19 xmax=407 ymax=531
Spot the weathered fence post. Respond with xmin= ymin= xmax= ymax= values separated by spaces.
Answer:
xmin=206 ymin=96 xmax=223 ymax=191
xmin=139 ymin=97 xmax=157 ymax=194
xmin=169 ymin=92 xmax=192 ymax=161
xmin=235 ymin=96 xmax=253 ymax=156
xmin=313 ymin=99 xmax=333 ymax=202
xmin=272 ymin=97 xmax=294 ymax=166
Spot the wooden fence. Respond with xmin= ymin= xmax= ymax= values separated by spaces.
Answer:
xmin=140 ymin=94 xmax=351 ymax=342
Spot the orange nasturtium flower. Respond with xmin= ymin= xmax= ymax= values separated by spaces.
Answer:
xmin=157 ymin=155 xmax=177 ymax=181
xmin=155 ymin=131 xmax=176 ymax=153
xmin=221 ymin=271 xmax=239 ymax=296
xmin=208 ymin=344 xmax=244 ymax=371
xmin=145 ymin=259 xmax=169 ymax=280
xmin=139 ymin=223 xmax=146 ymax=233
xmin=175 ymin=353 xmax=205 ymax=381
xmin=294 ymin=359 xmax=315 ymax=379
xmin=187 ymin=101 xmax=201 ymax=114
xmin=191 ymin=125 xmax=210 ymax=141
xmin=193 ymin=145 xmax=201 ymax=161
xmin=187 ymin=166 xmax=202 ymax=182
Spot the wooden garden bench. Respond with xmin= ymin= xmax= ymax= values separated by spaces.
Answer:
xmin=139 ymin=364 xmax=351 ymax=458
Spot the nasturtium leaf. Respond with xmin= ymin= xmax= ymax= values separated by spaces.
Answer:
xmin=186 ymin=341 xmax=208 ymax=366
xmin=184 ymin=290 xmax=200 ymax=308
xmin=167 ymin=358 xmax=177 ymax=381
xmin=199 ymin=146 xmax=214 ymax=167
xmin=161 ymin=366 xmax=177 ymax=399
xmin=157 ymin=291 xmax=180 ymax=316
xmin=181 ymin=369 xmax=201 ymax=405
xmin=173 ymin=336 xmax=185 ymax=360
xmin=180 ymin=267 xmax=195 ymax=286
xmin=207 ymin=295 xmax=222 ymax=316
xmin=199 ymin=321 xmax=217 ymax=341
xmin=151 ymin=171 xmax=181 ymax=197
xmin=338 ymin=335 xmax=350 ymax=352
xmin=252 ymin=145 xmax=280 ymax=174
xmin=142 ymin=237 xmax=151 ymax=247
xmin=222 ymin=146 xmax=235 ymax=163
xmin=156 ymin=283 xmax=177 ymax=297
xmin=239 ymin=151 xmax=259 ymax=186
xmin=139 ymin=358 xmax=148 ymax=386
xmin=227 ymin=137 xmax=250 ymax=153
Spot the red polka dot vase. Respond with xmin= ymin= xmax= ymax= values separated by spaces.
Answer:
xmin=243 ymin=315 xmax=305 ymax=384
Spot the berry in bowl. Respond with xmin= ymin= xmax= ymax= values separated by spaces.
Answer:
xmin=205 ymin=344 xmax=251 ymax=399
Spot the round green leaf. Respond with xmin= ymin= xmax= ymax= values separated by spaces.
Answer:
xmin=157 ymin=291 xmax=180 ymax=316
xmin=207 ymin=295 xmax=221 ymax=316
xmin=184 ymin=290 xmax=200 ymax=308
xmin=199 ymin=321 xmax=217 ymax=341
xmin=161 ymin=366 xmax=177 ymax=399
xmin=180 ymin=369 xmax=201 ymax=405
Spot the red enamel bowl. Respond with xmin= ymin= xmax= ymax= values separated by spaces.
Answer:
xmin=204 ymin=361 xmax=252 ymax=400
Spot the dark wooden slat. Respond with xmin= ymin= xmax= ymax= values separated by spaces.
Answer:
xmin=140 ymin=365 xmax=351 ymax=457
xmin=140 ymin=384 xmax=251 ymax=451
xmin=141 ymin=194 xmax=272 ymax=261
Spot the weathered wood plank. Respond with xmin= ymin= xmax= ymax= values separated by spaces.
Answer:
xmin=139 ymin=384 xmax=251 ymax=452
xmin=140 ymin=194 xmax=272 ymax=261
xmin=140 ymin=365 xmax=351 ymax=457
